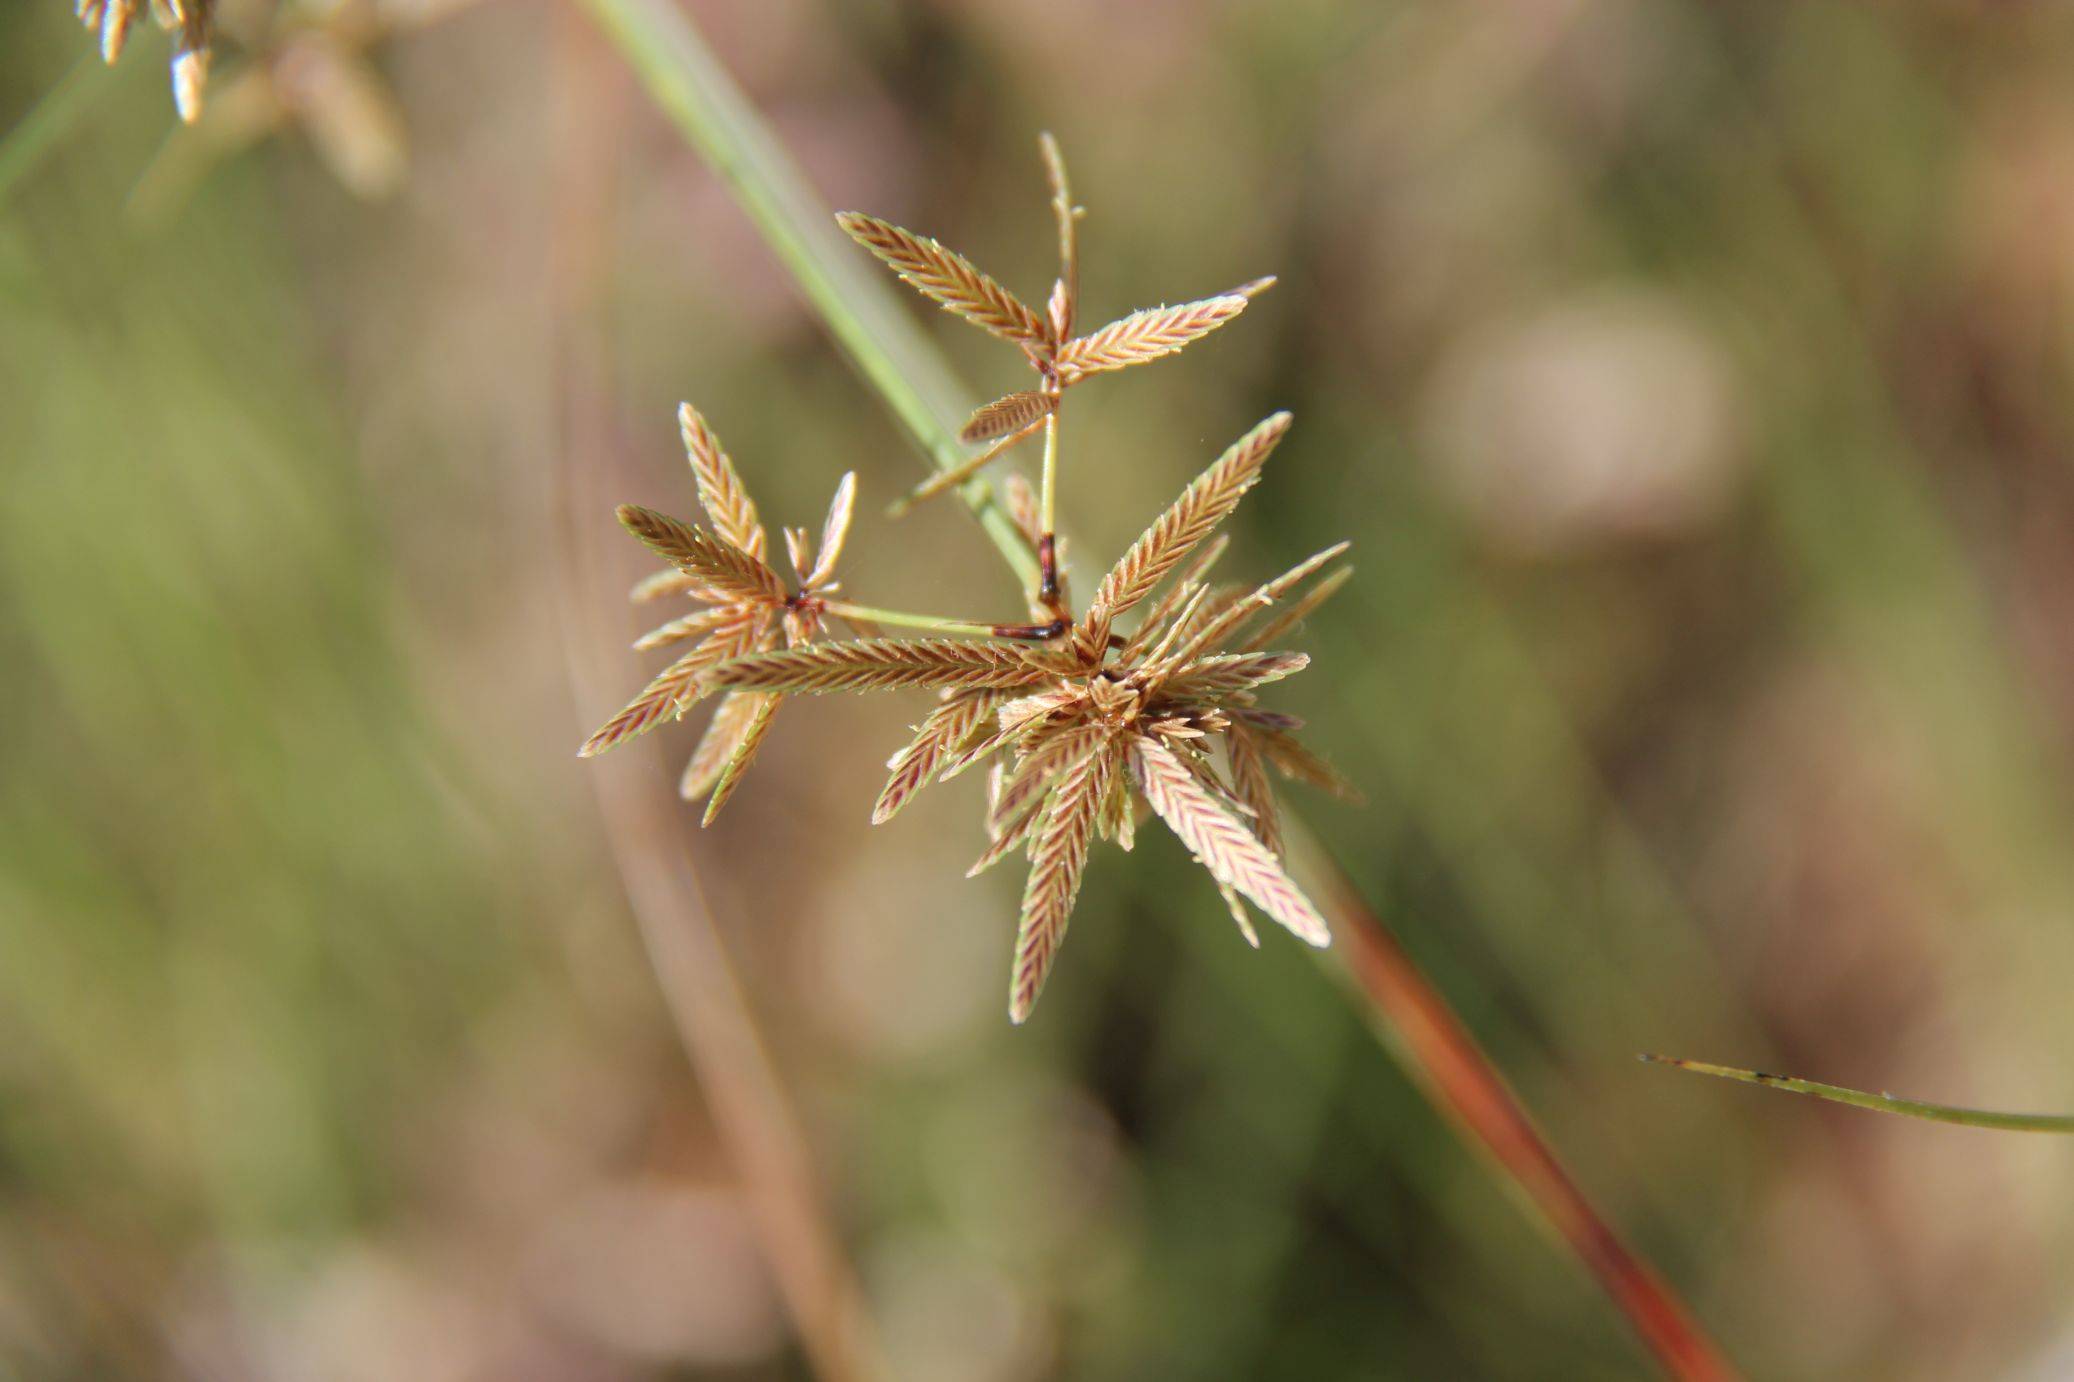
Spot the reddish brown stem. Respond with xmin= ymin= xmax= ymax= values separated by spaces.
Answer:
xmin=1036 ymin=532 xmax=1063 ymax=613
xmin=1299 ymin=842 xmax=1738 ymax=1381
xmin=992 ymin=618 xmax=1068 ymax=641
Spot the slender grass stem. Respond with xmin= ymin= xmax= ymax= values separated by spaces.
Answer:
xmin=574 ymin=0 xmax=1737 ymax=1374
xmin=1642 ymin=1055 xmax=2074 ymax=1132
xmin=816 ymin=598 xmax=1048 ymax=640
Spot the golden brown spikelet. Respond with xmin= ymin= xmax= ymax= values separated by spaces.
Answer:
xmin=1240 ymin=565 xmax=1353 ymax=653
xmin=580 ymin=611 xmax=761 ymax=758
xmin=1223 ymin=724 xmax=1283 ymax=858
xmin=616 ymin=505 xmax=786 ymax=605
xmin=1128 ymin=735 xmax=1328 ymax=947
xmin=834 ymin=213 xmax=1051 ymax=355
xmin=967 ymin=798 xmax=1044 ymax=878
xmin=960 ymin=390 xmax=1055 ymax=443
xmin=1159 ymin=541 xmax=1349 ymax=669
xmin=1055 ymin=295 xmax=1250 ymax=383
xmin=700 ymin=694 xmax=782 ymax=825
xmin=1118 ymin=535 xmax=1230 ymax=661
xmin=635 ymin=606 xmax=737 ymax=652
xmin=1009 ymin=736 xmax=1117 ymax=1022
xmin=1085 ymin=411 xmax=1292 ymax=625
xmin=680 ymin=690 xmax=765 ymax=800
xmin=989 ymin=722 xmax=1109 ymax=837
xmin=1157 ymin=651 xmax=1309 ymax=700
xmin=678 ymin=404 xmax=766 ymax=558
xmin=874 ymin=689 xmax=1009 ymax=823
xmin=705 ymin=639 xmax=1056 ymax=695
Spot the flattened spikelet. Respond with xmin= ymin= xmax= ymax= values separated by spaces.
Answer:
xmin=807 ymin=473 xmax=857 ymax=588
xmin=1241 ymin=565 xmax=1353 ymax=653
xmin=1010 ymin=737 xmax=1117 ymax=1022
xmin=707 ymin=639 xmax=1057 ymax=695
xmin=990 ymin=722 xmax=1108 ymax=835
xmin=701 ymin=694 xmax=782 ymax=825
xmin=1161 ymin=541 xmax=1349 ymax=667
xmin=580 ymin=613 xmax=759 ymax=758
xmin=1056 ymin=295 xmax=1250 ymax=383
xmin=1158 ymin=651 xmax=1310 ymax=700
xmin=874 ymin=690 xmax=1008 ymax=823
xmin=1088 ymin=412 xmax=1291 ymax=621
xmin=630 ymin=569 xmax=706 ymax=603
xmin=1224 ymin=725 xmax=1283 ymax=858
xmin=968 ymin=796 xmax=1045 ymax=877
xmin=1129 ymin=735 xmax=1329 ymax=947
xmin=617 ymin=505 xmax=785 ymax=604
xmin=680 ymin=690 xmax=765 ymax=799
xmin=961 ymin=390 xmax=1055 ymax=443
xmin=1119 ymin=535 xmax=1230 ymax=661
xmin=636 ymin=606 xmax=738 ymax=652
xmin=836 ymin=212 xmax=1051 ymax=354
xmin=678 ymin=404 xmax=766 ymax=558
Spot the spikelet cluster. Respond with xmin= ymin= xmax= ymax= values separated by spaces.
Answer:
xmin=837 ymin=132 xmax=1274 ymax=511
xmin=853 ymin=412 xmax=1354 ymax=1020
xmin=581 ymin=403 xmax=857 ymax=826
xmin=585 ymin=137 xmax=1356 ymax=1022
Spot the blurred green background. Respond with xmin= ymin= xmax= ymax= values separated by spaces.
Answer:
xmin=7 ymin=1 xmax=2074 ymax=1377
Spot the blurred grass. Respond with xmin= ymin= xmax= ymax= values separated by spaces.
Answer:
xmin=7 ymin=0 xmax=2074 ymax=1378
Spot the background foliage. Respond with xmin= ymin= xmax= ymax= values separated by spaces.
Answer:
xmin=5 ymin=1 xmax=2074 ymax=1377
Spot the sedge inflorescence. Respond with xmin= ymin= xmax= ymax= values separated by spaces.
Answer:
xmin=584 ymin=135 xmax=1356 ymax=1022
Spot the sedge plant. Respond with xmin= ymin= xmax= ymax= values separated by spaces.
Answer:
xmin=581 ymin=137 xmax=1354 ymax=1022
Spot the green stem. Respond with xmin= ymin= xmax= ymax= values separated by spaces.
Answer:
xmin=1643 ymin=1055 xmax=2074 ymax=1132
xmin=817 ymin=599 xmax=1008 ymax=640
xmin=569 ymin=0 xmax=1035 ymax=592
xmin=1038 ymin=410 xmax=1059 ymax=540
xmin=0 ymin=57 xmax=112 ymax=208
